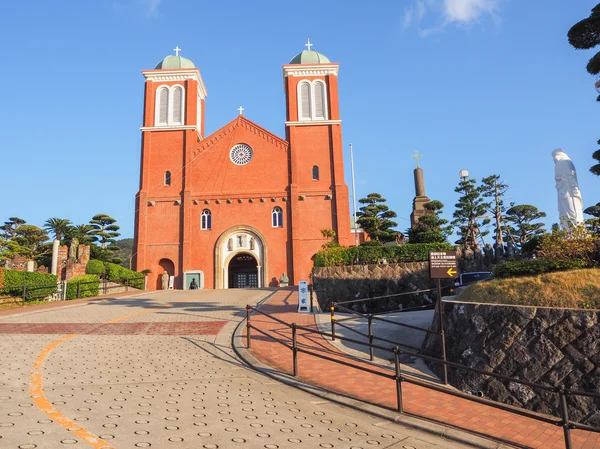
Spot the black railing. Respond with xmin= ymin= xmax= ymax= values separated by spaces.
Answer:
xmin=245 ymin=304 xmax=600 ymax=449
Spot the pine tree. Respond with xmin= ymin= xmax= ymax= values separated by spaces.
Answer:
xmin=13 ymin=225 xmax=51 ymax=261
xmin=584 ymin=203 xmax=600 ymax=235
xmin=90 ymin=214 xmax=121 ymax=249
xmin=591 ymin=140 xmax=600 ymax=176
xmin=503 ymin=204 xmax=547 ymax=248
xmin=452 ymin=177 xmax=490 ymax=247
xmin=1 ymin=217 xmax=26 ymax=239
xmin=568 ymin=4 xmax=600 ymax=76
xmin=356 ymin=193 xmax=399 ymax=244
xmin=407 ymin=200 xmax=452 ymax=243
xmin=480 ymin=175 xmax=508 ymax=247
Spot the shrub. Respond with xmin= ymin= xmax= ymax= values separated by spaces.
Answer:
xmin=0 ymin=267 xmax=4 ymax=289
xmin=86 ymin=260 xmax=106 ymax=277
xmin=539 ymin=224 xmax=599 ymax=264
xmin=314 ymin=243 xmax=454 ymax=267
xmin=494 ymin=258 xmax=589 ymax=278
xmin=65 ymin=274 xmax=100 ymax=300
xmin=104 ymin=263 xmax=144 ymax=289
xmin=0 ymin=269 xmax=58 ymax=301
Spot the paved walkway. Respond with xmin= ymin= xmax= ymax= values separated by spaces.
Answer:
xmin=245 ymin=289 xmax=600 ymax=449
xmin=0 ymin=289 xmax=489 ymax=449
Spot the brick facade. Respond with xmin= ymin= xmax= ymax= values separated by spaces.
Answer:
xmin=133 ymin=49 xmax=353 ymax=290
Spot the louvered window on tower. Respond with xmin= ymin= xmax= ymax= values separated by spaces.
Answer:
xmin=172 ymin=87 xmax=183 ymax=124
xmin=314 ymin=82 xmax=325 ymax=119
xmin=158 ymin=87 xmax=169 ymax=125
xmin=299 ymin=82 xmax=311 ymax=120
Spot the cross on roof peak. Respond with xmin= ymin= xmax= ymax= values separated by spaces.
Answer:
xmin=173 ymin=46 xmax=181 ymax=56
xmin=305 ymin=38 xmax=313 ymax=51
xmin=411 ymin=151 xmax=423 ymax=168
xmin=238 ymin=106 xmax=244 ymax=115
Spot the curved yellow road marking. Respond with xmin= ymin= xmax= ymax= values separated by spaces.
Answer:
xmin=29 ymin=290 xmax=212 ymax=448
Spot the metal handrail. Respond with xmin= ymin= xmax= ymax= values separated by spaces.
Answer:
xmin=334 ymin=288 xmax=437 ymax=306
xmin=245 ymin=304 xmax=600 ymax=449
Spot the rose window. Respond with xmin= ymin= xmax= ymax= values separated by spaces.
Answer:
xmin=230 ymin=144 xmax=253 ymax=165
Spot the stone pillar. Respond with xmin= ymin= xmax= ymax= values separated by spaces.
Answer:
xmin=410 ymin=167 xmax=431 ymax=228
xmin=51 ymin=240 xmax=60 ymax=276
xmin=414 ymin=167 xmax=426 ymax=197
xmin=26 ymin=261 xmax=34 ymax=272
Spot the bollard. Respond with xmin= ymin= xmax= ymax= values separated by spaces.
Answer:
xmin=246 ymin=306 xmax=251 ymax=349
xmin=558 ymin=387 xmax=573 ymax=449
xmin=330 ymin=304 xmax=336 ymax=341
xmin=77 ymin=282 xmax=81 ymax=299
xmin=368 ymin=314 xmax=374 ymax=361
xmin=22 ymin=285 xmax=27 ymax=305
xmin=292 ymin=323 xmax=298 ymax=377
xmin=394 ymin=346 xmax=404 ymax=413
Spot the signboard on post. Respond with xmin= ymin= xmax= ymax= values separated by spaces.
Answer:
xmin=429 ymin=251 xmax=458 ymax=279
xmin=298 ymin=280 xmax=310 ymax=313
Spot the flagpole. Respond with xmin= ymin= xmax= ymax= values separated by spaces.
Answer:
xmin=350 ymin=143 xmax=358 ymax=247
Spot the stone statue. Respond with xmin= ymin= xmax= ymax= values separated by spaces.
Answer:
xmin=279 ymin=272 xmax=289 ymax=287
xmin=249 ymin=237 xmax=255 ymax=250
xmin=227 ymin=238 xmax=233 ymax=251
xmin=553 ymin=149 xmax=584 ymax=228
xmin=483 ymin=243 xmax=494 ymax=261
xmin=161 ymin=271 xmax=169 ymax=290
xmin=69 ymin=238 xmax=79 ymax=259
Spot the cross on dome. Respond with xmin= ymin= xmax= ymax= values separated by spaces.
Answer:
xmin=305 ymin=38 xmax=313 ymax=51
xmin=411 ymin=151 xmax=423 ymax=168
xmin=238 ymin=106 xmax=244 ymax=115
xmin=173 ymin=46 xmax=182 ymax=56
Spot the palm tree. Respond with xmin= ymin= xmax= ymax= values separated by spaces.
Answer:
xmin=43 ymin=218 xmax=72 ymax=242
xmin=64 ymin=224 xmax=98 ymax=245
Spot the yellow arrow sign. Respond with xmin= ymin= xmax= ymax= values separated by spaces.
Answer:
xmin=447 ymin=267 xmax=457 ymax=277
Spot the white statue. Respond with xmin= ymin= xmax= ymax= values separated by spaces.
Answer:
xmin=552 ymin=148 xmax=584 ymax=228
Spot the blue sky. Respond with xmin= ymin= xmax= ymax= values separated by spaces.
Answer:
xmin=1 ymin=0 xmax=598 ymax=241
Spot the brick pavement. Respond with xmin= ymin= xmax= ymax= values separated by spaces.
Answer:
xmin=246 ymin=289 xmax=600 ymax=449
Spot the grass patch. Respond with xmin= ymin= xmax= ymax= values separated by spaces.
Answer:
xmin=456 ymin=268 xmax=600 ymax=309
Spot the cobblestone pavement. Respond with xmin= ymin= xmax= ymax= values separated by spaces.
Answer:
xmin=0 ymin=289 xmax=482 ymax=449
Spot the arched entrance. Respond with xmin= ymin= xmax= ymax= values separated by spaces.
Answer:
xmin=157 ymin=258 xmax=175 ymax=290
xmin=215 ymin=225 xmax=268 ymax=289
xmin=228 ymin=253 xmax=258 ymax=288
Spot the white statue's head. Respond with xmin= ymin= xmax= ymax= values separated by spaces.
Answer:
xmin=552 ymin=148 xmax=569 ymax=163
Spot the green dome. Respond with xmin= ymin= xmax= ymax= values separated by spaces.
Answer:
xmin=154 ymin=55 xmax=195 ymax=69
xmin=289 ymin=50 xmax=331 ymax=64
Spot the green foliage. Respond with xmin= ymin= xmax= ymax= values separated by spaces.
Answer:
xmin=65 ymin=274 xmax=99 ymax=300
xmin=90 ymin=214 xmax=121 ymax=249
xmin=452 ymin=177 xmax=490 ymax=246
xmin=539 ymin=224 xmax=599 ymax=265
xmin=86 ymin=259 xmax=106 ymax=277
xmin=1 ymin=217 xmax=26 ymax=239
xmin=584 ymin=203 xmax=600 ymax=235
xmin=13 ymin=225 xmax=51 ymax=262
xmin=0 ymin=269 xmax=58 ymax=301
xmin=356 ymin=193 xmax=399 ymax=244
xmin=592 ymin=146 xmax=600 ymax=176
xmin=407 ymin=200 xmax=452 ymax=243
xmin=314 ymin=243 xmax=454 ymax=267
xmin=43 ymin=218 xmax=72 ymax=242
xmin=494 ymin=259 xmax=589 ymax=279
xmin=568 ymin=4 xmax=600 ymax=74
xmin=64 ymin=224 xmax=98 ymax=246
xmin=320 ymin=229 xmax=339 ymax=249
xmin=0 ymin=237 xmax=20 ymax=263
xmin=104 ymin=262 xmax=144 ymax=289
xmin=480 ymin=175 xmax=508 ymax=246
xmin=503 ymin=204 xmax=547 ymax=248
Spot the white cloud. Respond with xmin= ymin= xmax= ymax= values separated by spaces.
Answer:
xmin=144 ymin=0 xmax=161 ymax=16
xmin=401 ymin=0 xmax=500 ymax=35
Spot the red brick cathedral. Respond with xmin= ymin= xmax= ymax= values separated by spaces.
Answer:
xmin=133 ymin=43 xmax=352 ymax=290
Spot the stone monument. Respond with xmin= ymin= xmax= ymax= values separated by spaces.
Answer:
xmin=552 ymin=148 xmax=584 ymax=228
xmin=409 ymin=151 xmax=431 ymax=227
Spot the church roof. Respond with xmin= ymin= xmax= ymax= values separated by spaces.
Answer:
xmin=289 ymin=50 xmax=331 ymax=64
xmin=154 ymin=55 xmax=195 ymax=70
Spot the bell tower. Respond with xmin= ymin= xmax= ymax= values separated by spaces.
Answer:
xmin=283 ymin=40 xmax=351 ymax=282
xmin=133 ymin=48 xmax=208 ymax=288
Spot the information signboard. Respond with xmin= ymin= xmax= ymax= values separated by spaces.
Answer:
xmin=429 ymin=251 xmax=458 ymax=279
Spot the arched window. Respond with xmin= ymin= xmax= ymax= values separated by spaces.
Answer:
xmin=298 ymin=81 xmax=311 ymax=120
xmin=312 ymin=166 xmax=319 ymax=180
xmin=155 ymin=85 xmax=185 ymax=126
xmin=172 ymin=86 xmax=183 ymax=125
xmin=157 ymin=87 xmax=169 ymax=125
xmin=201 ymin=209 xmax=212 ymax=230
xmin=164 ymin=171 xmax=171 ymax=186
xmin=313 ymin=81 xmax=326 ymax=119
xmin=272 ymin=207 xmax=283 ymax=228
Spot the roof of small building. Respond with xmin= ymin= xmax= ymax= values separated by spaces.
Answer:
xmin=154 ymin=55 xmax=195 ymax=70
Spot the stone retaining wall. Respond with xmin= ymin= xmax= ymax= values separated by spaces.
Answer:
xmin=423 ymin=301 xmax=600 ymax=425
xmin=313 ymin=262 xmax=441 ymax=313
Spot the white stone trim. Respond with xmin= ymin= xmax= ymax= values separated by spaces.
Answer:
xmin=154 ymin=84 xmax=186 ymax=127
xmin=140 ymin=125 xmax=202 ymax=136
xmin=285 ymin=120 xmax=341 ymax=127
xmin=296 ymin=79 xmax=329 ymax=121
xmin=283 ymin=64 xmax=339 ymax=77
xmin=143 ymin=69 xmax=208 ymax=98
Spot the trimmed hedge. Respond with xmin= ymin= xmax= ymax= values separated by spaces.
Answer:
xmin=0 ymin=269 xmax=58 ymax=301
xmin=494 ymin=258 xmax=589 ymax=278
xmin=65 ymin=274 xmax=100 ymax=300
xmin=314 ymin=243 xmax=455 ymax=267
xmin=104 ymin=263 xmax=144 ymax=289
xmin=86 ymin=259 xmax=106 ymax=277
